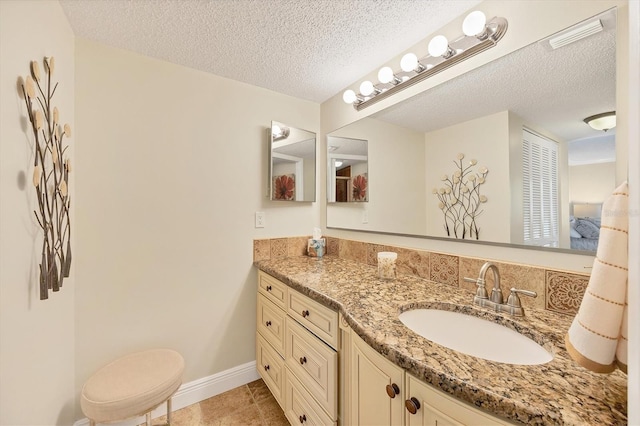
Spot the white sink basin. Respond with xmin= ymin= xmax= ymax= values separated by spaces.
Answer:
xmin=398 ymin=309 xmax=553 ymax=365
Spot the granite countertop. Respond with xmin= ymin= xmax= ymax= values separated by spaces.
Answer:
xmin=255 ymin=255 xmax=627 ymax=425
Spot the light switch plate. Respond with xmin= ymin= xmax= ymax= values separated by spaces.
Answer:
xmin=255 ymin=211 xmax=266 ymax=228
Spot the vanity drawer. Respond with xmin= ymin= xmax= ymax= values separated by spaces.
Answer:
xmin=285 ymin=365 xmax=337 ymax=426
xmin=258 ymin=271 xmax=288 ymax=310
xmin=285 ymin=316 xmax=337 ymax=419
xmin=257 ymin=293 xmax=286 ymax=357
xmin=256 ymin=333 xmax=285 ymax=406
xmin=287 ymin=288 xmax=339 ymax=349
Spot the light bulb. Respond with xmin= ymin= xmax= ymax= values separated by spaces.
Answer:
xmin=400 ymin=53 xmax=418 ymax=72
xmin=428 ymin=35 xmax=449 ymax=57
xmin=272 ymin=124 xmax=282 ymax=137
xmin=343 ymin=90 xmax=357 ymax=104
xmin=378 ymin=67 xmax=394 ymax=84
xmin=360 ymin=80 xmax=375 ymax=96
xmin=463 ymin=11 xmax=487 ymax=37
xmin=335 ymin=161 xmax=343 ymax=167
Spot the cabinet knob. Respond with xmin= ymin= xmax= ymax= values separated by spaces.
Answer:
xmin=385 ymin=383 xmax=400 ymax=398
xmin=265 ymin=320 xmax=272 ymax=327
xmin=263 ymin=364 xmax=270 ymax=371
xmin=405 ymin=397 xmax=421 ymax=415
xmin=299 ymin=356 xmax=307 ymax=365
xmin=299 ymin=414 xmax=307 ymax=423
xmin=266 ymin=285 xmax=272 ymax=291
xmin=302 ymin=309 xmax=310 ymax=318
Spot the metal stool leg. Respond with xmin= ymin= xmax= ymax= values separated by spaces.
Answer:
xmin=167 ymin=398 xmax=173 ymax=425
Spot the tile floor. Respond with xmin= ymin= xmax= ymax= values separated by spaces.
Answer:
xmin=150 ymin=379 xmax=288 ymax=425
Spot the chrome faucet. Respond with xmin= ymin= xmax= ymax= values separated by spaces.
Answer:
xmin=479 ymin=262 xmax=503 ymax=304
xmin=464 ymin=262 xmax=537 ymax=316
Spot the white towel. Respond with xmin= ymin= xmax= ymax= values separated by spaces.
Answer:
xmin=565 ymin=181 xmax=629 ymax=373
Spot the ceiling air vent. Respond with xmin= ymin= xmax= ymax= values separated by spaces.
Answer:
xmin=547 ymin=19 xmax=603 ymax=50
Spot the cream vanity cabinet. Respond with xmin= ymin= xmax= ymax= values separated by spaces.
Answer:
xmin=256 ymin=271 xmax=339 ymax=425
xmin=348 ymin=331 xmax=513 ymax=426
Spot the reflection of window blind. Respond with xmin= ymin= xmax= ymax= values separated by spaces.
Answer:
xmin=523 ymin=129 xmax=559 ymax=247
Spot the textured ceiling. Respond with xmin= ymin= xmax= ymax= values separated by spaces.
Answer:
xmin=59 ymin=0 xmax=481 ymax=103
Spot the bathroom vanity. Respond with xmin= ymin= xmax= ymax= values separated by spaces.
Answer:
xmin=255 ymin=255 xmax=627 ymax=425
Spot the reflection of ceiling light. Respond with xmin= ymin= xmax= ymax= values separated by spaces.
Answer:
xmin=335 ymin=161 xmax=343 ymax=167
xmin=584 ymin=111 xmax=616 ymax=132
xmin=272 ymin=124 xmax=290 ymax=141
xmin=328 ymin=145 xmax=338 ymax=152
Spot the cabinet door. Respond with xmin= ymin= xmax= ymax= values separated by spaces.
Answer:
xmin=285 ymin=317 xmax=338 ymax=419
xmin=350 ymin=332 xmax=404 ymax=426
xmin=257 ymin=293 xmax=286 ymax=357
xmin=405 ymin=374 xmax=511 ymax=426
xmin=256 ymin=333 xmax=285 ymax=406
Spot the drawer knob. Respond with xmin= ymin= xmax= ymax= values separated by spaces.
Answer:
xmin=299 ymin=356 xmax=307 ymax=365
xmin=264 ymin=364 xmax=270 ymax=371
xmin=266 ymin=285 xmax=272 ymax=291
xmin=299 ymin=414 xmax=307 ymax=423
xmin=405 ymin=397 xmax=421 ymax=415
xmin=301 ymin=309 xmax=310 ymax=318
xmin=265 ymin=320 xmax=272 ymax=327
xmin=386 ymin=383 xmax=400 ymax=398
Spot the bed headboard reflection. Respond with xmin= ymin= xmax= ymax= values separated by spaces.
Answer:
xmin=571 ymin=202 xmax=603 ymax=218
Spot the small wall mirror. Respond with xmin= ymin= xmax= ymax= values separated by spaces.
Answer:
xmin=327 ymin=136 xmax=369 ymax=203
xmin=269 ymin=121 xmax=316 ymax=202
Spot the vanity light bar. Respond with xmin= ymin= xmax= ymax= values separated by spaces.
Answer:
xmin=343 ymin=12 xmax=508 ymax=111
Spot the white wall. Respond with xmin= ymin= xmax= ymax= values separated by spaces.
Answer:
xmin=0 ymin=1 xmax=76 ymax=425
xmin=327 ymin=117 xmax=426 ymax=234
xmin=74 ymin=39 xmax=319 ymax=419
xmin=425 ymin=111 xmax=510 ymax=242
xmin=569 ymin=162 xmax=616 ymax=203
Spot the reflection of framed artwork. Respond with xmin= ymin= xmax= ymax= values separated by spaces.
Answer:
xmin=352 ymin=174 xmax=368 ymax=202
xmin=273 ymin=174 xmax=296 ymax=201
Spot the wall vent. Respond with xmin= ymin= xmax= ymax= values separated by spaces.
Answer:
xmin=547 ymin=19 xmax=603 ymax=50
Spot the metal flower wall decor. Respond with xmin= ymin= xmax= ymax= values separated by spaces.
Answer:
xmin=18 ymin=57 xmax=72 ymax=300
xmin=433 ymin=153 xmax=488 ymax=240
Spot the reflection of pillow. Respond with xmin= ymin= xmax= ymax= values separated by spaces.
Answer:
xmin=584 ymin=217 xmax=601 ymax=228
xmin=575 ymin=219 xmax=600 ymax=239
xmin=570 ymin=228 xmax=582 ymax=238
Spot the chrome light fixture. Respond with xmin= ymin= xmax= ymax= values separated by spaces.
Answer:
xmin=584 ymin=111 xmax=616 ymax=132
xmin=343 ymin=11 xmax=508 ymax=111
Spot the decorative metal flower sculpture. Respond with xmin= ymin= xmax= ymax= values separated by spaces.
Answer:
xmin=19 ymin=57 xmax=72 ymax=300
xmin=352 ymin=174 xmax=367 ymax=201
xmin=274 ymin=174 xmax=295 ymax=200
xmin=433 ymin=153 xmax=488 ymax=240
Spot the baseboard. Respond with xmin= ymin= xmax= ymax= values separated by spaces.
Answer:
xmin=73 ymin=360 xmax=260 ymax=426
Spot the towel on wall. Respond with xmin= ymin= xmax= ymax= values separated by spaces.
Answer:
xmin=565 ymin=181 xmax=629 ymax=373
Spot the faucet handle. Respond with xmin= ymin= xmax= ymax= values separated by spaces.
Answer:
xmin=464 ymin=277 xmax=488 ymax=299
xmin=507 ymin=288 xmax=537 ymax=307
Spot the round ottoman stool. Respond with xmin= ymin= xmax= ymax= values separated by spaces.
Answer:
xmin=81 ymin=349 xmax=185 ymax=426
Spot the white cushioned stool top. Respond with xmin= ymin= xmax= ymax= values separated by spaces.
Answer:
xmin=81 ymin=349 xmax=184 ymax=423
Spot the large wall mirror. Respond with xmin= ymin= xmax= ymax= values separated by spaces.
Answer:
xmin=270 ymin=121 xmax=316 ymax=202
xmin=326 ymin=9 xmax=617 ymax=253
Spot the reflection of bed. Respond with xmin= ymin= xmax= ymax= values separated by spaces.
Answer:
xmin=570 ymin=216 xmax=601 ymax=251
